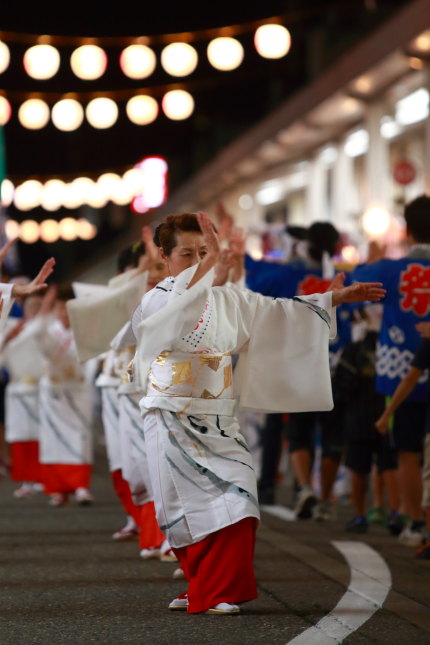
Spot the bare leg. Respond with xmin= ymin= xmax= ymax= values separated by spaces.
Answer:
xmin=350 ymin=471 xmax=367 ymax=517
xmin=382 ymin=469 xmax=400 ymax=512
xmin=290 ymin=450 xmax=312 ymax=488
xmin=320 ymin=457 xmax=340 ymax=502
xmin=397 ymin=451 xmax=423 ymax=521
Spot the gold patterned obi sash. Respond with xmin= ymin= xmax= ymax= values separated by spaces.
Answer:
xmin=142 ymin=351 xmax=235 ymax=415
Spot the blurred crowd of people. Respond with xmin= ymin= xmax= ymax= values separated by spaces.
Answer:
xmin=0 ymin=195 xmax=429 ymax=615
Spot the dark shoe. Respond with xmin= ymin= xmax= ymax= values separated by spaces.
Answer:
xmin=345 ymin=516 xmax=368 ymax=534
xmin=387 ymin=512 xmax=404 ymax=537
xmin=295 ymin=488 xmax=317 ymax=519
xmin=415 ymin=541 xmax=430 ymax=560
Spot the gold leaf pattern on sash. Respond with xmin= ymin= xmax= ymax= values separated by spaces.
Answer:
xmin=224 ymin=365 xmax=232 ymax=389
xmin=199 ymin=355 xmax=222 ymax=371
xmin=172 ymin=361 xmax=193 ymax=385
xmin=155 ymin=350 xmax=171 ymax=366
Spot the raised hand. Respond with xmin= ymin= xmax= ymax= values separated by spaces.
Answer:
xmin=39 ymin=284 xmax=58 ymax=316
xmin=213 ymin=249 xmax=235 ymax=286
xmin=375 ymin=413 xmax=389 ymax=435
xmin=330 ymin=272 xmax=386 ymax=306
xmin=197 ymin=212 xmax=220 ymax=260
xmin=141 ymin=226 xmax=159 ymax=262
xmin=12 ymin=257 xmax=55 ymax=298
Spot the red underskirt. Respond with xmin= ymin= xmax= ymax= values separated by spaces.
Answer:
xmin=138 ymin=501 xmax=165 ymax=549
xmin=10 ymin=441 xmax=42 ymax=482
xmin=110 ymin=469 xmax=140 ymax=524
xmin=173 ymin=517 xmax=258 ymax=613
xmin=42 ymin=464 xmax=92 ymax=494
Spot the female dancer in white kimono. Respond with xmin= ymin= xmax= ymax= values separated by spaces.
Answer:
xmin=134 ymin=213 xmax=386 ymax=615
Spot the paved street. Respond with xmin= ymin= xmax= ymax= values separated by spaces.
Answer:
xmin=1 ymin=452 xmax=430 ymax=645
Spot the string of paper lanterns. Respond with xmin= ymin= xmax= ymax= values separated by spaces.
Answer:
xmin=0 ymin=88 xmax=195 ymax=129
xmin=5 ymin=216 xmax=98 ymax=244
xmin=0 ymin=23 xmax=291 ymax=80
xmin=1 ymin=157 xmax=168 ymax=213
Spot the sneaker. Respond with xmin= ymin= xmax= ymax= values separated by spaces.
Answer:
xmin=345 ymin=516 xmax=368 ymax=534
xmin=295 ymin=487 xmax=318 ymax=520
xmin=112 ymin=526 xmax=139 ymax=541
xmin=13 ymin=484 xmax=35 ymax=499
xmin=168 ymin=593 xmax=188 ymax=610
xmin=49 ymin=493 xmax=69 ymax=507
xmin=387 ymin=512 xmax=404 ymax=537
xmin=206 ymin=602 xmax=240 ymax=615
xmin=416 ymin=541 xmax=430 ymax=560
xmin=398 ymin=525 xmax=425 ymax=547
xmin=313 ymin=501 xmax=335 ymax=522
xmin=367 ymin=507 xmax=387 ymax=525
xmin=172 ymin=567 xmax=185 ymax=580
xmin=75 ymin=488 xmax=93 ymax=506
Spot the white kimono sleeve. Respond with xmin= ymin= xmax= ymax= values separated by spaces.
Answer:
xmin=236 ymin=292 xmax=336 ymax=413
xmin=0 ymin=283 xmax=14 ymax=330
xmin=67 ymin=271 xmax=148 ymax=362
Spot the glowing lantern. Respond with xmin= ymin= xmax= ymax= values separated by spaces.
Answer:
xmin=0 ymin=96 xmax=11 ymax=125
xmin=52 ymin=98 xmax=84 ymax=131
xmin=70 ymin=45 xmax=107 ymax=80
xmin=5 ymin=219 xmax=19 ymax=239
xmin=87 ymin=183 xmax=108 ymax=209
xmin=1 ymin=179 xmax=14 ymax=207
xmin=126 ymin=95 xmax=158 ymax=125
xmin=122 ymin=168 xmax=146 ymax=195
xmin=86 ymin=98 xmax=118 ymax=129
xmin=162 ymin=90 xmax=194 ymax=120
xmin=362 ymin=207 xmax=391 ymax=238
xmin=77 ymin=218 xmax=97 ymax=240
xmin=23 ymin=44 xmax=60 ymax=80
xmin=20 ymin=220 xmax=40 ymax=243
xmin=97 ymin=173 xmax=122 ymax=201
xmin=254 ymin=25 xmax=291 ymax=59
xmin=40 ymin=219 xmax=60 ymax=242
xmin=0 ymin=42 xmax=10 ymax=74
xmin=131 ymin=156 xmax=168 ymax=213
xmin=70 ymin=177 xmax=95 ymax=204
xmin=14 ymin=180 xmax=43 ymax=210
xmin=41 ymin=179 xmax=66 ymax=211
xmin=120 ymin=45 xmax=156 ymax=79
xmin=63 ymin=182 xmax=85 ymax=209
xmin=18 ymin=99 xmax=50 ymax=129
xmin=59 ymin=217 xmax=78 ymax=240
xmin=207 ymin=37 xmax=244 ymax=71
xmin=161 ymin=42 xmax=198 ymax=77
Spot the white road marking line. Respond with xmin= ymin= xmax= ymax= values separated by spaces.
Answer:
xmin=286 ymin=541 xmax=392 ymax=644
xmin=260 ymin=504 xmax=296 ymax=521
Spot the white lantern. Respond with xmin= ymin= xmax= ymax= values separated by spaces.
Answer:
xmin=63 ymin=182 xmax=84 ymax=209
xmin=254 ymin=25 xmax=291 ymax=59
xmin=1 ymin=179 xmax=14 ymax=207
xmin=87 ymin=182 xmax=108 ymax=209
xmin=120 ymin=45 xmax=156 ymax=79
xmin=122 ymin=168 xmax=145 ymax=195
xmin=77 ymin=218 xmax=97 ymax=240
xmin=40 ymin=219 xmax=60 ymax=242
xmin=14 ymin=180 xmax=43 ymax=210
xmin=207 ymin=37 xmax=244 ymax=71
xmin=51 ymin=98 xmax=84 ymax=131
xmin=5 ymin=219 xmax=20 ymax=239
xmin=86 ymin=97 xmax=118 ymax=129
xmin=162 ymin=90 xmax=194 ymax=120
xmin=0 ymin=96 xmax=11 ymax=125
xmin=59 ymin=217 xmax=78 ymax=240
xmin=161 ymin=42 xmax=198 ymax=77
xmin=18 ymin=99 xmax=50 ymax=129
xmin=126 ymin=95 xmax=158 ymax=126
xmin=41 ymin=179 xmax=66 ymax=211
xmin=70 ymin=177 xmax=95 ymax=204
xmin=0 ymin=41 xmax=10 ymax=74
xmin=70 ymin=45 xmax=107 ymax=80
xmin=23 ymin=44 xmax=60 ymax=80
xmin=97 ymin=173 xmax=122 ymax=201
xmin=20 ymin=220 xmax=40 ymax=243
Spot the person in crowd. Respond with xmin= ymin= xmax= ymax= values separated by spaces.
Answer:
xmin=0 ymin=294 xmax=45 ymax=497
xmin=375 ymin=319 xmax=430 ymax=559
xmin=133 ymin=211 xmax=385 ymax=615
xmin=246 ymin=222 xmax=351 ymax=520
xmin=352 ymin=195 xmax=430 ymax=546
xmin=334 ymin=307 xmax=400 ymax=534
xmin=35 ymin=284 xmax=94 ymax=507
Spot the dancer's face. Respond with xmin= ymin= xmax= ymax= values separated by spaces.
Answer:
xmin=161 ymin=231 xmax=207 ymax=276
